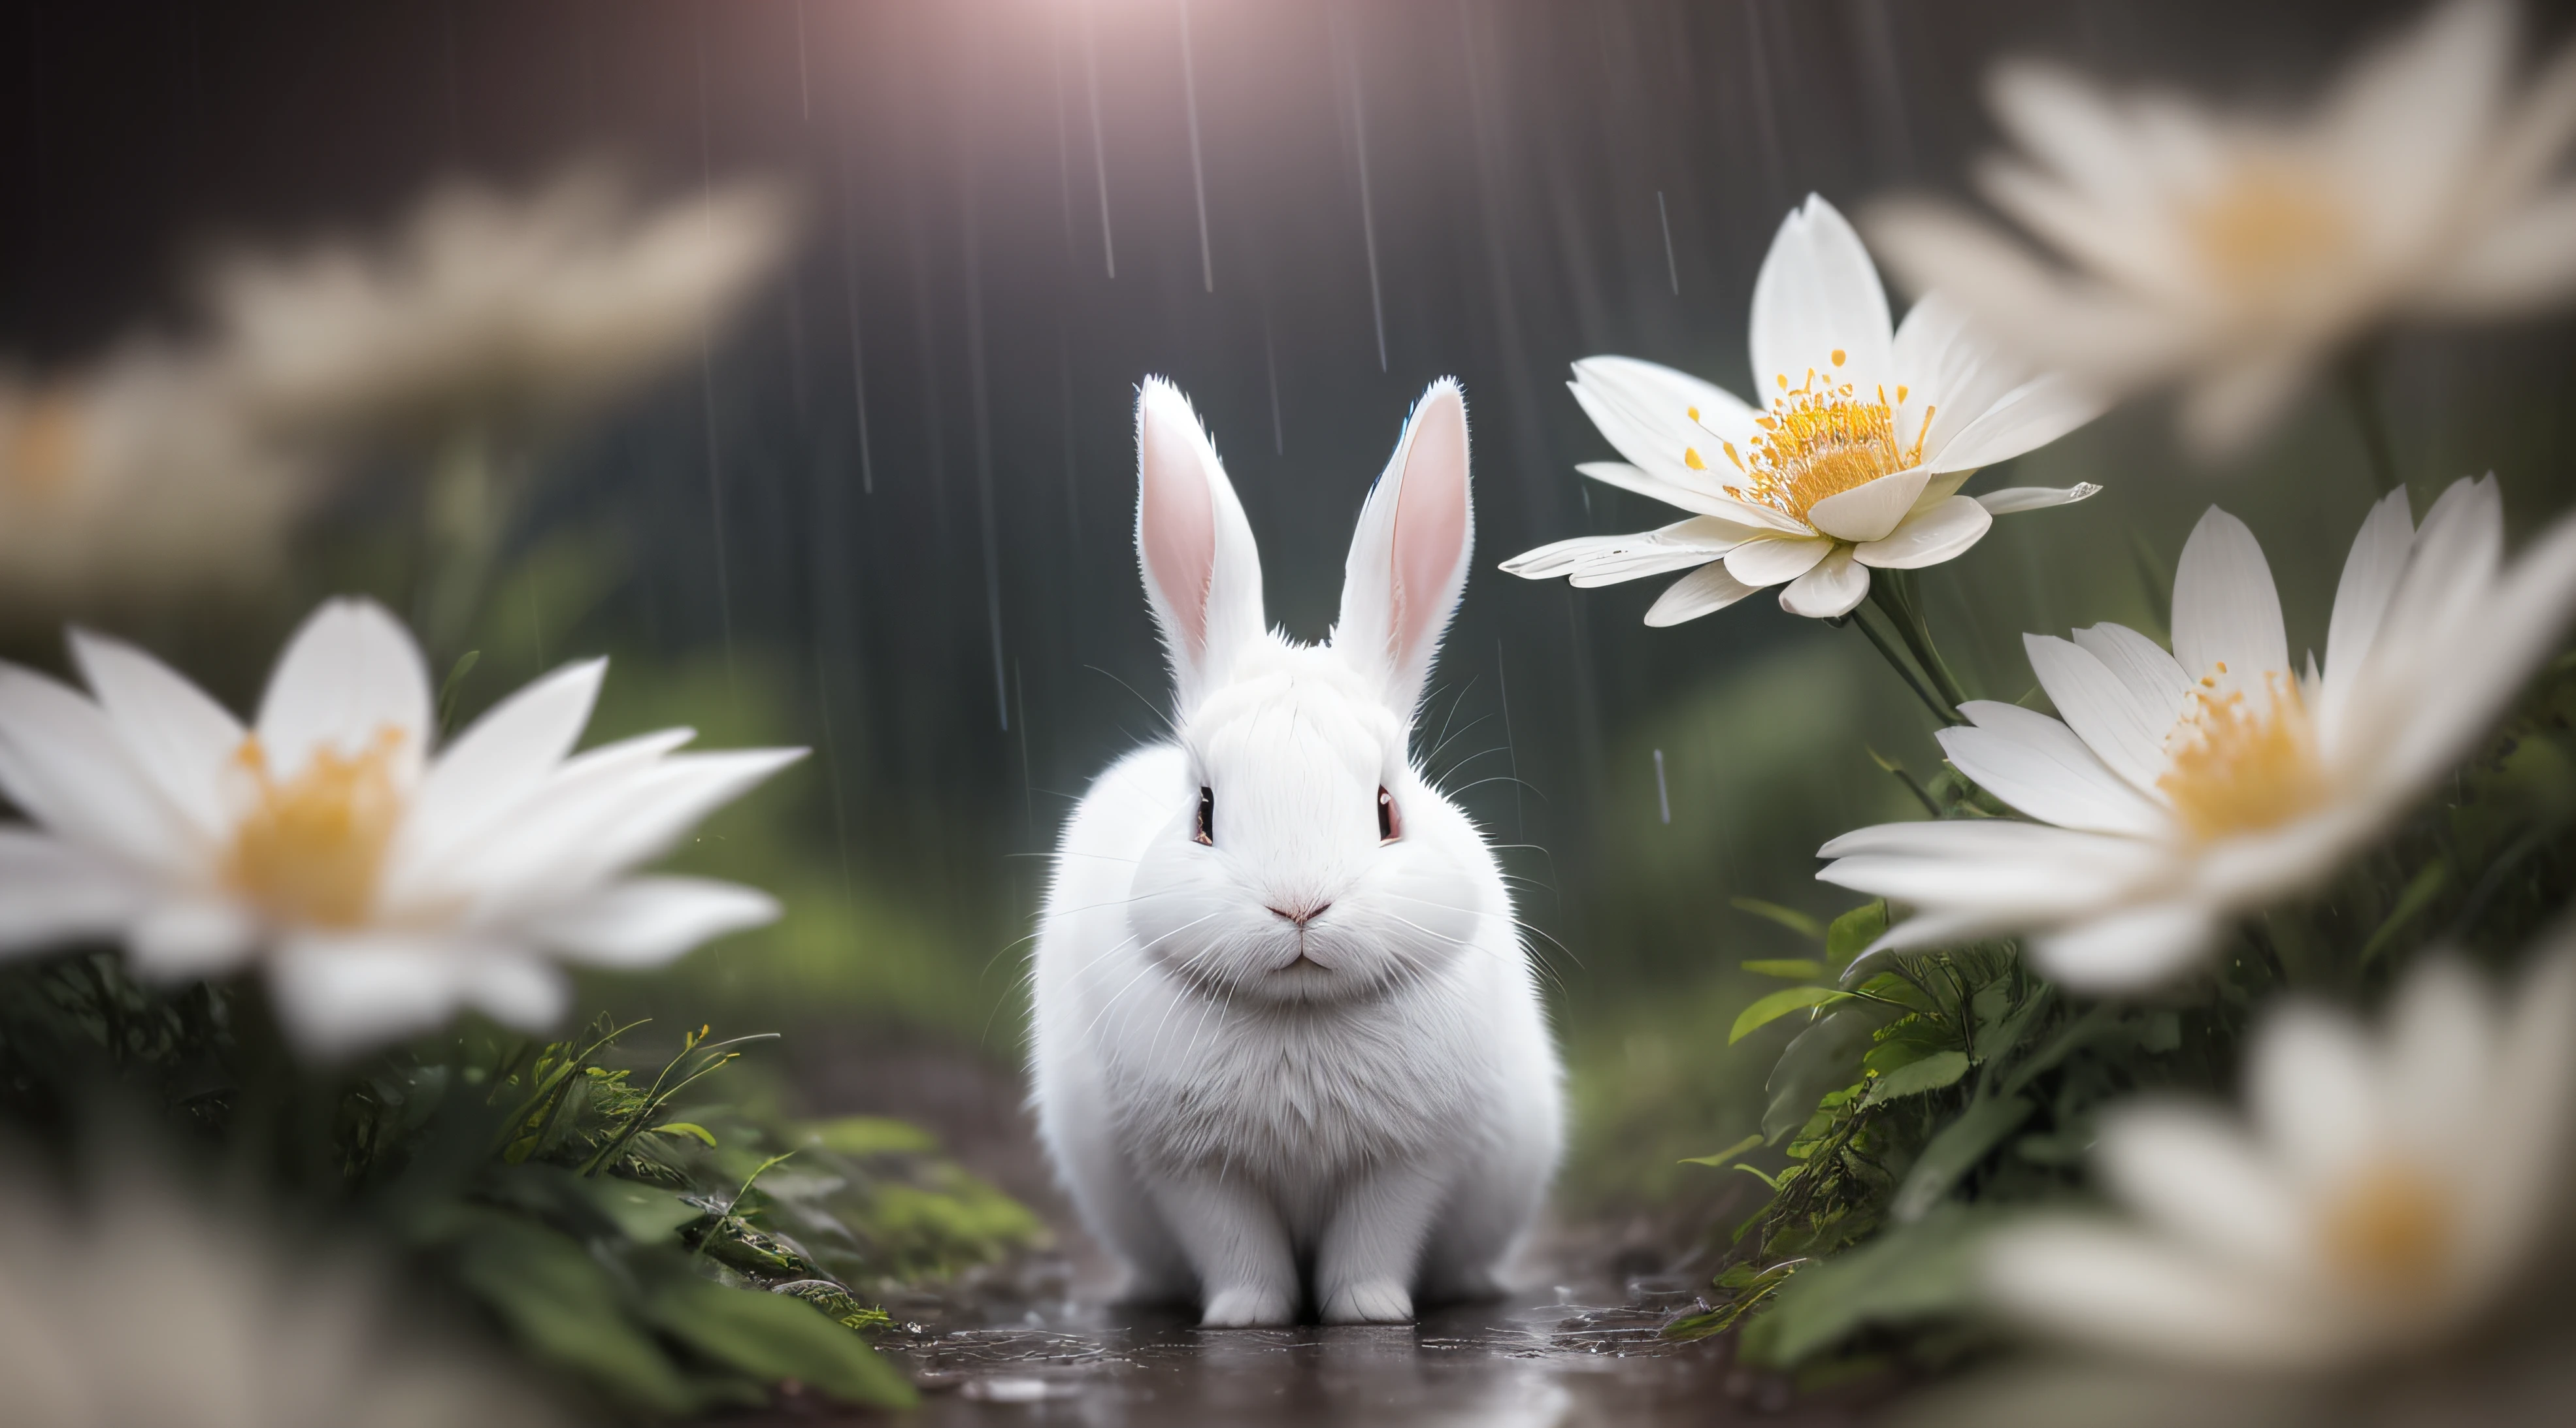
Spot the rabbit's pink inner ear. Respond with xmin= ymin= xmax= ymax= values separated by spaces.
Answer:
xmin=1140 ymin=397 xmax=1217 ymax=658
xmin=1389 ymin=385 xmax=1470 ymax=663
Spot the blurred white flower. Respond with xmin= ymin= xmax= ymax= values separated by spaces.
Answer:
xmin=1820 ymin=477 xmax=2576 ymax=989
xmin=205 ymin=169 xmax=793 ymax=443
xmin=0 ymin=348 xmax=313 ymax=611
xmin=0 ymin=1150 xmax=561 ymax=1428
xmin=1502 ymin=195 xmax=2100 ymax=625
xmin=1983 ymin=945 xmax=2576 ymax=1372
xmin=0 ymin=596 xmax=802 ymax=1056
xmin=1870 ymin=0 xmax=2576 ymax=453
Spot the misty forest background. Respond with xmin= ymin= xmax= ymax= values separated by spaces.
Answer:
xmin=7 ymin=0 xmax=2571 ymax=1227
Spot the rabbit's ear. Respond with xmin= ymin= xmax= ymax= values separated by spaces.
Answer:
xmin=1336 ymin=379 xmax=1472 ymax=719
xmin=1136 ymin=377 xmax=1266 ymax=710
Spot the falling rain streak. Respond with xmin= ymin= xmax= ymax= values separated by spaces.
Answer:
xmin=1657 ymin=191 xmax=1679 ymax=295
xmin=1653 ymin=749 xmax=1670 ymax=824
xmin=1082 ymin=0 xmax=1116 ymax=278
xmin=1179 ymin=0 xmax=1214 ymax=293
xmin=1330 ymin=3 xmax=1389 ymax=372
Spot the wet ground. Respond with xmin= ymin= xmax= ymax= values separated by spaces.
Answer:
xmin=735 ymin=1036 xmax=1862 ymax=1427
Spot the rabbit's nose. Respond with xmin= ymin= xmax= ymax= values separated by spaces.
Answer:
xmin=1268 ymin=901 xmax=1330 ymax=926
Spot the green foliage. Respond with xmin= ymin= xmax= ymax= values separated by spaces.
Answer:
xmin=1677 ymin=660 xmax=2576 ymax=1374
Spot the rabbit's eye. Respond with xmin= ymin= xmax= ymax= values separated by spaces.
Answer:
xmin=1194 ymin=787 xmax=1215 ymax=847
xmin=1378 ymin=787 xmax=1402 ymax=843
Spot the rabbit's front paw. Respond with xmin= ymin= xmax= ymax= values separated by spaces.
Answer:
xmin=1199 ymin=1285 xmax=1296 ymax=1328
xmin=1320 ymin=1279 xmax=1413 ymax=1324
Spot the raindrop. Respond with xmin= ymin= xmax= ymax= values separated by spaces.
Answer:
xmin=1653 ymin=749 xmax=1670 ymax=824
xmin=1179 ymin=0 xmax=1214 ymax=293
xmin=965 ymin=179 xmax=1010 ymax=732
xmin=793 ymin=0 xmax=812 ymax=120
xmin=839 ymin=147 xmax=876 ymax=495
xmin=1330 ymin=4 xmax=1388 ymax=372
xmin=1082 ymin=0 xmax=1117 ymax=278
xmin=1262 ymin=302 xmax=1283 ymax=454
xmin=1657 ymin=191 xmax=1679 ymax=296
xmin=1497 ymin=638 xmax=1524 ymax=840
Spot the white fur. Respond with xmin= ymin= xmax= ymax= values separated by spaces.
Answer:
xmin=1032 ymin=378 xmax=1563 ymax=1328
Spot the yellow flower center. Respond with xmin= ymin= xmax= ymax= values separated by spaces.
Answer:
xmin=2319 ymin=1160 xmax=2451 ymax=1295
xmin=3 ymin=391 xmax=85 ymax=504
xmin=222 ymin=729 xmax=408 ymax=928
xmin=2156 ymin=664 xmax=2329 ymax=841
xmin=2184 ymin=162 xmax=2353 ymax=299
xmin=1687 ymin=354 xmax=1931 ymax=526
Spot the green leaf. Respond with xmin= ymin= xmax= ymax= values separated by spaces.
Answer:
xmin=641 ymin=1270 xmax=916 ymax=1409
xmin=1825 ymin=900 xmax=1889 ymax=967
xmin=1740 ymin=958 xmax=1830 ymax=981
xmin=1679 ymin=1133 xmax=1767 ymax=1168
xmin=653 ymin=1121 xmax=720 ymax=1146
xmin=1738 ymin=1205 xmax=1993 ymax=1369
xmin=1730 ymin=896 xmax=1825 ymax=940
xmin=797 ymin=1115 xmax=939 ymax=1156
xmin=1891 ymin=1095 xmax=2035 ymax=1223
xmin=1762 ymin=1003 xmax=1898 ymax=1143
xmin=437 ymin=649 xmax=482 ymax=736
xmin=1730 ymin=986 xmax=1849 ymax=1045
xmin=578 ymin=1178 xmax=706 ymax=1244
xmin=449 ymin=1214 xmax=699 ymax=1413
xmin=1865 ymin=1050 xmax=1970 ymax=1104
xmin=2358 ymin=859 xmax=2449 ymax=969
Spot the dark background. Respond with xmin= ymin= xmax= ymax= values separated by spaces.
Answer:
xmin=5 ymin=1 xmax=2567 ymax=1118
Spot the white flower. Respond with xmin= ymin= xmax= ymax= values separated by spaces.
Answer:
xmin=1 ymin=348 xmax=314 ymax=613
xmin=205 ymin=169 xmax=793 ymax=443
xmin=1819 ymin=476 xmax=2576 ymax=990
xmin=1983 ymin=945 xmax=2576 ymax=1372
xmin=0 ymin=1150 xmax=562 ymax=1428
xmin=0 ymin=597 xmax=802 ymax=1056
xmin=1500 ymin=193 xmax=2102 ymax=625
xmin=1869 ymin=0 xmax=2576 ymax=453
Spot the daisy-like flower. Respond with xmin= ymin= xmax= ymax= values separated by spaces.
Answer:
xmin=1819 ymin=477 xmax=2576 ymax=990
xmin=0 ymin=598 xmax=802 ymax=1056
xmin=1 ymin=348 xmax=314 ymax=613
xmin=204 ymin=169 xmax=793 ymax=444
xmin=1500 ymin=193 xmax=2102 ymax=625
xmin=1983 ymin=944 xmax=2576 ymax=1371
xmin=0 ymin=1148 xmax=563 ymax=1428
xmin=1868 ymin=0 xmax=2576 ymax=453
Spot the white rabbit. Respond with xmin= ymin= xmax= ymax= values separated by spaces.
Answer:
xmin=1031 ymin=376 xmax=1562 ymax=1327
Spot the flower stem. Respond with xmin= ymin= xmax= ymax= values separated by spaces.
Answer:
xmin=1870 ymin=573 xmax=1972 ymax=715
xmin=2337 ymin=343 xmax=2400 ymax=496
xmin=1847 ymin=601 xmax=1962 ymax=726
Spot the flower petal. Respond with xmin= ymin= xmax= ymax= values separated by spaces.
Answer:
xmin=2246 ymin=1004 xmax=2386 ymax=1195
xmin=1749 ymin=194 xmax=1894 ymax=399
xmin=1725 ymin=534 xmax=1834 ymax=587
xmin=1643 ymin=562 xmax=1763 ymax=626
xmin=2170 ymin=506 xmax=2290 ymax=686
xmin=1983 ymin=1218 xmax=2345 ymax=1371
xmin=1777 ymin=545 xmax=1871 ymax=618
xmin=1975 ymin=483 xmax=2103 ymax=515
xmin=1806 ymin=467 xmax=1931 ymax=544
xmin=1853 ymin=495 xmax=1992 ymax=570
xmin=0 ymin=662 xmax=193 ymax=871
xmin=1938 ymin=700 xmax=2170 ymax=836
xmin=2094 ymin=1103 xmax=2313 ymax=1279
xmin=2023 ymin=634 xmax=2170 ymax=794
xmin=1572 ymin=459 xmax=1807 ymax=532
xmin=531 ymin=875 xmax=780 ymax=968
xmin=2026 ymin=900 xmax=2219 ymax=990
xmin=2072 ymin=622 xmax=2192 ymax=730
xmin=69 ymin=629 xmax=246 ymax=844
xmin=0 ymin=829 xmax=142 ymax=954
xmin=129 ymin=899 xmax=263 ymax=980
xmin=466 ymin=957 xmax=569 ymax=1032
xmin=2318 ymin=485 xmax=2419 ymax=752
xmin=1501 ymin=517 xmax=1754 ymax=584
xmin=399 ymin=658 xmax=606 ymax=876
xmin=266 ymin=934 xmax=474 ymax=1060
xmin=254 ymin=598 xmax=435 ymax=788
xmin=1926 ymin=373 xmax=2104 ymax=472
